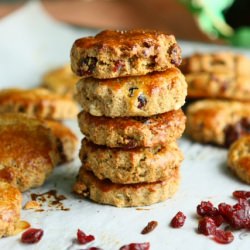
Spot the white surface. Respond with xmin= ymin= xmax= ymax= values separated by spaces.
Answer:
xmin=0 ymin=1 xmax=250 ymax=249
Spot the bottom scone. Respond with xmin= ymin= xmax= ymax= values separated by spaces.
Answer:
xmin=73 ymin=167 xmax=180 ymax=207
xmin=228 ymin=136 xmax=250 ymax=184
xmin=0 ymin=182 xmax=22 ymax=238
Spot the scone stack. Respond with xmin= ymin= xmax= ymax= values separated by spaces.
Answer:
xmin=71 ymin=30 xmax=187 ymax=207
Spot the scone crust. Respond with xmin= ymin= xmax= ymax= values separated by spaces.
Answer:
xmin=79 ymin=139 xmax=183 ymax=184
xmin=228 ymin=136 xmax=250 ymax=183
xmin=73 ymin=168 xmax=180 ymax=207
xmin=186 ymin=100 xmax=250 ymax=146
xmin=78 ymin=110 xmax=186 ymax=148
xmin=0 ymin=113 xmax=58 ymax=191
xmin=0 ymin=182 xmax=22 ymax=238
xmin=71 ymin=29 xmax=182 ymax=79
xmin=0 ymin=88 xmax=78 ymax=120
xmin=76 ymin=68 xmax=187 ymax=117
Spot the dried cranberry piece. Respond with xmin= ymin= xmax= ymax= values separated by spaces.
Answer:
xmin=113 ymin=60 xmax=125 ymax=73
xmin=198 ymin=217 xmax=216 ymax=236
xmin=21 ymin=228 xmax=44 ymax=244
xmin=141 ymin=221 xmax=158 ymax=234
xmin=197 ymin=201 xmax=218 ymax=217
xmin=119 ymin=242 xmax=150 ymax=250
xmin=137 ymin=94 xmax=147 ymax=109
xmin=77 ymin=229 xmax=95 ymax=245
xmin=210 ymin=214 xmax=224 ymax=227
xmin=171 ymin=211 xmax=186 ymax=228
xmin=213 ymin=230 xmax=234 ymax=244
xmin=82 ymin=248 xmax=103 ymax=250
xmin=233 ymin=190 xmax=250 ymax=199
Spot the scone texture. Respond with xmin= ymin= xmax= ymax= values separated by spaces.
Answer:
xmin=0 ymin=88 xmax=78 ymax=120
xmin=186 ymin=100 xmax=250 ymax=146
xmin=71 ymin=29 xmax=182 ymax=78
xmin=79 ymin=139 xmax=183 ymax=184
xmin=76 ymin=68 xmax=187 ymax=117
xmin=73 ymin=168 xmax=180 ymax=207
xmin=0 ymin=182 xmax=22 ymax=238
xmin=228 ymin=136 xmax=250 ymax=184
xmin=0 ymin=113 xmax=58 ymax=191
xmin=78 ymin=110 xmax=186 ymax=148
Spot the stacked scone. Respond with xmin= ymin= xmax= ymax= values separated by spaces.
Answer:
xmin=71 ymin=30 xmax=187 ymax=207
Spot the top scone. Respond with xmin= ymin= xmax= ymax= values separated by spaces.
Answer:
xmin=71 ymin=29 xmax=181 ymax=79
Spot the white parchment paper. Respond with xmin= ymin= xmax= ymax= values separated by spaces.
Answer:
xmin=0 ymin=2 xmax=250 ymax=249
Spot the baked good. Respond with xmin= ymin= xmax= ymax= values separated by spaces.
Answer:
xmin=78 ymin=109 xmax=186 ymax=148
xmin=44 ymin=120 xmax=78 ymax=163
xmin=0 ymin=88 xmax=78 ymax=120
xmin=41 ymin=64 xmax=79 ymax=98
xmin=0 ymin=113 xmax=58 ymax=191
xmin=73 ymin=167 xmax=180 ymax=207
xmin=71 ymin=29 xmax=182 ymax=79
xmin=79 ymin=138 xmax=183 ymax=184
xmin=0 ymin=182 xmax=22 ymax=238
xmin=186 ymin=100 xmax=250 ymax=147
xmin=228 ymin=136 xmax=250 ymax=184
xmin=76 ymin=68 xmax=187 ymax=117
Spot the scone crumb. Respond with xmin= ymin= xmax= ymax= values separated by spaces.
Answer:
xmin=24 ymin=200 xmax=41 ymax=210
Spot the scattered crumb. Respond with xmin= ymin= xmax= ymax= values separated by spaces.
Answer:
xmin=23 ymin=200 xmax=41 ymax=210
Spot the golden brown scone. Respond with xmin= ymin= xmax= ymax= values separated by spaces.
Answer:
xmin=71 ymin=29 xmax=181 ymax=79
xmin=76 ymin=68 xmax=187 ymax=117
xmin=79 ymin=138 xmax=183 ymax=184
xmin=73 ymin=167 xmax=180 ymax=207
xmin=0 ymin=181 xmax=22 ymax=238
xmin=186 ymin=100 xmax=250 ymax=147
xmin=41 ymin=64 xmax=79 ymax=98
xmin=44 ymin=120 xmax=78 ymax=163
xmin=78 ymin=110 xmax=186 ymax=148
xmin=0 ymin=88 xmax=78 ymax=120
xmin=0 ymin=113 xmax=58 ymax=191
xmin=228 ymin=136 xmax=250 ymax=184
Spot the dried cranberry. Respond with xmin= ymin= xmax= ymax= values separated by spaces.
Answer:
xmin=171 ymin=211 xmax=186 ymax=228
xmin=197 ymin=201 xmax=218 ymax=217
xmin=198 ymin=217 xmax=216 ymax=236
xmin=82 ymin=248 xmax=103 ymax=250
xmin=21 ymin=228 xmax=44 ymax=244
xmin=210 ymin=214 xmax=224 ymax=227
xmin=137 ymin=94 xmax=147 ymax=109
xmin=77 ymin=229 xmax=95 ymax=245
xmin=233 ymin=190 xmax=250 ymax=199
xmin=213 ymin=230 xmax=234 ymax=244
xmin=141 ymin=221 xmax=158 ymax=234
xmin=113 ymin=60 xmax=125 ymax=73
xmin=119 ymin=242 xmax=150 ymax=250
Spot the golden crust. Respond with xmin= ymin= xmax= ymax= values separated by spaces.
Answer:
xmin=0 ymin=88 xmax=78 ymax=120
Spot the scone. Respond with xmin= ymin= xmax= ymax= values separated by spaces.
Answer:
xmin=0 ymin=182 xmax=22 ymax=238
xmin=44 ymin=120 xmax=78 ymax=163
xmin=78 ymin=109 xmax=186 ymax=148
xmin=186 ymin=100 xmax=250 ymax=147
xmin=41 ymin=64 xmax=79 ymax=98
xmin=228 ymin=136 xmax=250 ymax=184
xmin=76 ymin=68 xmax=187 ymax=117
xmin=0 ymin=88 xmax=78 ymax=120
xmin=79 ymin=139 xmax=183 ymax=184
xmin=73 ymin=167 xmax=180 ymax=207
xmin=0 ymin=113 xmax=58 ymax=191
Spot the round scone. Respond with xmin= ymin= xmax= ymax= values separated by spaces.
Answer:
xmin=0 ymin=182 xmax=22 ymax=238
xmin=228 ymin=136 xmax=250 ymax=184
xmin=186 ymin=100 xmax=250 ymax=147
xmin=0 ymin=88 xmax=78 ymax=120
xmin=41 ymin=64 xmax=79 ymax=98
xmin=71 ymin=29 xmax=181 ymax=79
xmin=79 ymin=139 xmax=183 ymax=184
xmin=0 ymin=113 xmax=58 ymax=192
xmin=73 ymin=167 xmax=180 ymax=207
xmin=76 ymin=68 xmax=187 ymax=117
xmin=78 ymin=109 xmax=186 ymax=148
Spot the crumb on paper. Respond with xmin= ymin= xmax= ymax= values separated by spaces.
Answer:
xmin=23 ymin=200 xmax=41 ymax=210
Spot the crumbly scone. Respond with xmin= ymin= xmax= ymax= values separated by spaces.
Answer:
xmin=73 ymin=167 xmax=180 ymax=207
xmin=76 ymin=68 xmax=187 ymax=117
xmin=78 ymin=109 xmax=186 ymax=148
xmin=228 ymin=136 xmax=250 ymax=184
xmin=0 ymin=182 xmax=22 ymax=238
xmin=0 ymin=113 xmax=58 ymax=192
xmin=41 ymin=64 xmax=79 ymax=98
xmin=71 ymin=29 xmax=182 ymax=79
xmin=0 ymin=88 xmax=78 ymax=120
xmin=181 ymin=52 xmax=250 ymax=75
xmin=44 ymin=120 xmax=78 ymax=163
xmin=186 ymin=100 xmax=250 ymax=147
xmin=79 ymin=139 xmax=183 ymax=184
